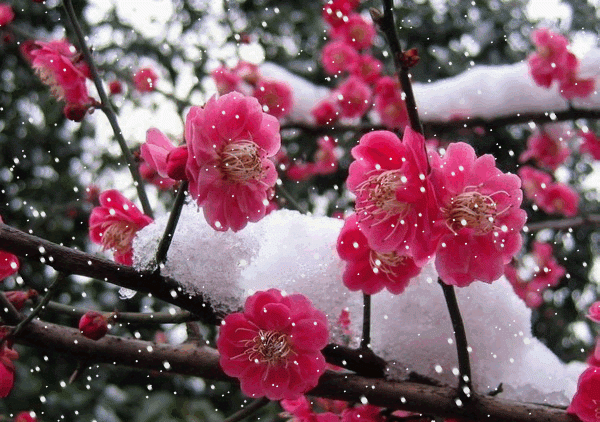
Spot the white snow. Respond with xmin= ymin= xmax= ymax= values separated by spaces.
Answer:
xmin=133 ymin=206 xmax=585 ymax=405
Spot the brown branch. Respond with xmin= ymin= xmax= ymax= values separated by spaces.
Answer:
xmin=525 ymin=214 xmax=600 ymax=232
xmin=0 ymin=223 xmax=222 ymax=324
xmin=11 ymin=319 xmax=576 ymax=422
xmin=282 ymin=108 xmax=600 ymax=137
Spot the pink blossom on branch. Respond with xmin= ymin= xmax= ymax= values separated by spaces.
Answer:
xmin=185 ymin=92 xmax=281 ymax=232
xmin=347 ymin=128 xmax=437 ymax=264
xmin=558 ymin=52 xmax=595 ymax=100
xmin=541 ymin=182 xmax=579 ymax=217
xmin=253 ymin=79 xmax=294 ymax=119
xmin=519 ymin=130 xmax=570 ymax=170
xmin=89 ymin=190 xmax=153 ymax=265
xmin=133 ymin=67 xmax=158 ymax=92
xmin=332 ymin=13 xmax=375 ymax=51
xmin=568 ymin=366 xmax=600 ymax=422
xmin=0 ymin=216 xmax=20 ymax=281
xmin=30 ymin=40 xmax=92 ymax=109
xmin=518 ymin=166 xmax=552 ymax=204
xmin=373 ymin=76 xmax=409 ymax=130
xmin=0 ymin=3 xmax=14 ymax=27
xmin=140 ymin=128 xmax=181 ymax=186
xmin=322 ymin=0 xmax=358 ymax=28
xmin=15 ymin=412 xmax=38 ymax=422
xmin=528 ymin=28 xmax=570 ymax=88
xmin=337 ymin=214 xmax=421 ymax=295
xmin=79 ymin=311 xmax=109 ymax=340
xmin=580 ymin=130 xmax=600 ymax=160
xmin=321 ymin=40 xmax=359 ymax=76
xmin=337 ymin=76 xmax=372 ymax=119
xmin=430 ymin=142 xmax=526 ymax=287
xmin=350 ymin=54 xmax=383 ymax=84
xmin=311 ymin=97 xmax=340 ymax=126
xmin=217 ymin=289 xmax=328 ymax=400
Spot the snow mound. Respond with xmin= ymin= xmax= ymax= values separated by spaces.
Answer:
xmin=134 ymin=206 xmax=583 ymax=405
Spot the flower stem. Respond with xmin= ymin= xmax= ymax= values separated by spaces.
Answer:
xmin=438 ymin=279 xmax=473 ymax=400
xmin=361 ymin=293 xmax=371 ymax=349
xmin=154 ymin=181 xmax=188 ymax=270
xmin=62 ymin=0 xmax=153 ymax=218
xmin=223 ymin=397 xmax=270 ymax=422
xmin=375 ymin=0 xmax=424 ymax=136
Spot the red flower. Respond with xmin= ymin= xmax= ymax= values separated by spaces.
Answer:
xmin=0 ymin=4 xmax=14 ymax=27
xmin=347 ymin=129 xmax=437 ymax=264
xmin=321 ymin=40 xmax=359 ymax=75
xmin=588 ymin=302 xmax=600 ymax=323
xmin=322 ymin=0 xmax=358 ymax=28
xmin=212 ymin=66 xmax=242 ymax=95
xmin=30 ymin=40 xmax=91 ymax=107
xmin=108 ymin=80 xmax=123 ymax=95
xmin=0 ymin=216 xmax=19 ymax=281
xmin=568 ymin=366 xmax=600 ymax=422
xmin=253 ymin=79 xmax=294 ymax=119
xmin=518 ymin=166 xmax=552 ymax=204
xmin=217 ymin=289 xmax=328 ymax=400
xmin=337 ymin=214 xmax=421 ymax=295
xmin=89 ymin=190 xmax=153 ymax=265
xmin=0 ymin=343 xmax=18 ymax=398
xmin=559 ymin=53 xmax=595 ymax=99
xmin=140 ymin=128 xmax=180 ymax=186
xmin=430 ymin=142 xmax=526 ymax=286
xmin=311 ymin=98 xmax=340 ymax=126
xmin=528 ymin=28 xmax=570 ymax=88
xmin=350 ymin=54 xmax=383 ymax=84
xmin=519 ymin=130 xmax=570 ymax=170
xmin=542 ymin=183 xmax=579 ymax=217
xmin=15 ymin=411 xmax=38 ymax=422
xmin=337 ymin=76 xmax=371 ymax=118
xmin=333 ymin=14 xmax=375 ymax=51
xmin=79 ymin=311 xmax=109 ymax=340
xmin=373 ymin=77 xmax=409 ymax=130
xmin=580 ymin=130 xmax=600 ymax=160
xmin=185 ymin=92 xmax=281 ymax=232
xmin=5 ymin=289 xmax=37 ymax=311
xmin=133 ymin=67 xmax=158 ymax=92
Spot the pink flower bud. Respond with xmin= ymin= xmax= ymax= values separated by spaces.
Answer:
xmin=79 ymin=311 xmax=109 ymax=340
xmin=63 ymin=102 xmax=91 ymax=122
xmin=0 ymin=4 xmax=15 ymax=27
xmin=588 ymin=302 xmax=600 ymax=323
xmin=5 ymin=289 xmax=37 ymax=311
xmin=166 ymin=146 xmax=189 ymax=181
xmin=133 ymin=67 xmax=158 ymax=92
xmin=108 ymin=80 xmax=123 ymax=95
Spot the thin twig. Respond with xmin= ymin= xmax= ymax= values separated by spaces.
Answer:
xmin=277 ymin=184 xmax=307 ymax=213
xmin=11 ymin=273 xmax=68 ymax=338
xmin=361 ymin=293 xmax=371 ymax=350
xmin=224 ymin=398 xmax=271 ymax=422
xmin=154 ymin=181 xmax=188 ymax=270
xmin=524 ymin=214 xmax=600 ymax=232
xmin=44 ymin=301 xmax=194 ymax=325
xmin=439 ymin=279 xmax=473 ymax=401
xmin=375 ymin=1 xmax=423 ymax=135
xmin=62 ymin=0 xmax=153 ymax=218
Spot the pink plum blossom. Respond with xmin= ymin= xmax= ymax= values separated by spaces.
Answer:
xmin=15 ymin=412 xmax=38 ymax=422
xmin=185 ymin=92 xmax=281 ymax=232
xmin=519 ymin=130 xmax=570 ymax=170
xmin=321 ymin=40 xmax=359 ymax=75
xmin=559 ymin=52 xmax=595 ymax=99
xmin=311 ymin=98 xmax=340 ymax=126
xmin=542 ymin=183 xmax=579 ymax=217
xmin=580 ymin=130 xmax=600 ymax=160
xmin=322 ymin=0 xmax=358 ymax=28
xmin=217 ymin=289 xmax=328 ymax=400
xmin=337 ymin=214 xmax=421 ymax=295
xmin=79 ymin=311 xmax=109 ymax=340
xmin=505 ymin=265 xmax=544 ymax=309
xmin=588 ymin=302 xmax=600 ymax=323
xmin=89 ymin=190 xmax=153 ymax=265
xmin=347 ymin=129 xmax=438 ymax=264
xmin=0 ymin=343 xmax=18 ymax=398
xmin=374 ymin=77 xmax=409 ymax=130
xmin=518 ymin=166 xmax=552 ymax=204
xmin=141 ymin=129 xmax=178 ymax=180
xmin=212 ymin=66 xmax=242 ymax=95
xmin=568 ymin=366 xmax=600 ymax=422
xmin=528 ymin=28 xmax=570 ymax=88
xmin=0 ymin=3 xmax=14 ymax=27
xmin=139 ymin=162 xmax=178 ymax=190
xmin=350 ymin=54 xmax=383 ymax=84
xmin=253 ymin=79 xmax=294 ymax=119
xmin=30 ymin=40 xmax=92 ymax=108
xmin=133 ymin=67 xmax=158 ymax=92
xmin=531 ymin=241 xmax=566 ymax=289
xmin=337 ymin=76 xmax=372 ymax=118
xmin=333 ymin=14 xmax=375 ymax=51
xmin=0 ymin=216 xmax=19 ymax=281
xmin=430 ymin=142 xmax=526 ymax=287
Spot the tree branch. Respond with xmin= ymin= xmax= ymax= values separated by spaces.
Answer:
xmin=525 ymin=214 xmax=600 ymax=232
xmin=11 ymin=319 xmax=576 ymax=422
xmin=154 ymin=181 xmax=188 ymax=270
xmin=62 ymin=0 xmax=154 ymax=218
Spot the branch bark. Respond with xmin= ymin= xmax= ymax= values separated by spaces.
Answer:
xmin=11 ymin=319 xmax=576 ymax=422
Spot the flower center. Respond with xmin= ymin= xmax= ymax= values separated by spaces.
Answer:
xmin=244 ymin=329 xmax=294 ymax=366
xmin=369 ymin=250 xmax=405 ymax=279
xmin=356 ymin=170 xmax=411 ymax=221
xmin=35 ymin=66 xmax=65 ymax=101
xmin=444 ymin=190 xmax=501 ymax=235
xmin=220 ymin=140 xmax=264 ymax=183
xmin=101 ymin=221 xmax=138 ymax=252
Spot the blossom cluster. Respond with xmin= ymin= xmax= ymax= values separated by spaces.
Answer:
xmin=528 ymin=28 xmax=595 ymax=99
xmin=313 ymin=1 xmax=409 ymax=130
xmin=338 ymin=128 xmax=526 ymax=291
